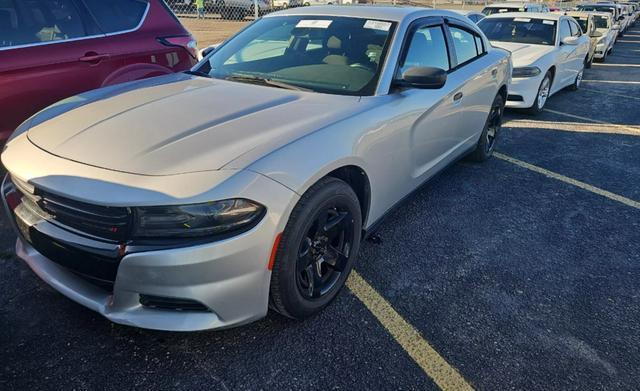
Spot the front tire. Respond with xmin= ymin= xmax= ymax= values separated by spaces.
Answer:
xmin=526 ymin=71 xmax=552 ymax=115
xmin=270 ymin=177 xmax=362 ymax=320
xmin=468 ymin=93 xmax=504 ymax=162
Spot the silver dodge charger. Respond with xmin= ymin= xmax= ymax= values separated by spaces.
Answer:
xmin=1 ymin=6 xmax=511 ymax=331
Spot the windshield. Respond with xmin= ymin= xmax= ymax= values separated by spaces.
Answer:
xmin=194 ymin=16 xmax=396 ymax=96
xmin=482 ymin=6 xmax=523 ymax=15
xmin=479 ymin=17 xmax=556 ymax=45
xmin=593 ymin=15 xmax=609 ymax=29
xmin=577 ymin=5 xmax=616 ymax=16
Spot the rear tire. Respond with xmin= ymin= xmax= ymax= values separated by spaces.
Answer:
xmin=270 ymin=177 xmax=362 ymax=320
xmin=468 ymin=94 xmax=504 ymax=162
xmin=526 ymin=71 xmax=552 ymax=115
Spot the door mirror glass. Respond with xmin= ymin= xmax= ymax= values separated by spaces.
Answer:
xmin=396 ymin=67 xmax=447 ymax=89
xmin=561 ymin=36 xmax=580 ymax=45
xmin=201 ymin=46 xmax=217 ymax=58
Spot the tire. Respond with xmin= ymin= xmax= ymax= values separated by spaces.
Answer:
xmin=270 ymin=177 xmax=362 ymax=320
xmin=526 ymin=71 xmax=552 ymax=115
xmin=467 ymin=93 xmax=504 ymax=162
xmin=585 ymin=54 xmax=592 ymax=69
xmin=568 ymin=66 xmax=584 ymax=91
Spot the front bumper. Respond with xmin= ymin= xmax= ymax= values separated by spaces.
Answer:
xmin=11 ymin=223 xmax=274 ymax=331
xmin=505 ymin=74 xmax=545 ymax=109
xmin=1 ymin=138 xmax=298 ymax=331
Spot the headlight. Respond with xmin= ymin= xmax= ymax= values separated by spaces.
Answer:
xmin=512 ymin=66 xmax=542 ymax=78
xmin=133 ymin=199 xmax=265 ymax=238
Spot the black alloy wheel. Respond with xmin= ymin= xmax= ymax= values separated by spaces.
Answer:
xmin=269 ymin=177 xmax=362 ymax=320
xmin=296 ymin=205 xmax=355 ymax=299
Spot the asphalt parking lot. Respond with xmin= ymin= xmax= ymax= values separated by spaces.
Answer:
xmin=2 ymin=26 xmax=640 ymax=391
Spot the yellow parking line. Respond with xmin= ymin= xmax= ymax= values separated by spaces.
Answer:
xmin=581 ymin=87 xmax=640 ymax=103
xmin=592 ymin=63 xmax=640 ymax=67
xmin=347 ymin=271 xmax=474 ymax=391
xmin=494 ymin=153 xmax=640 ymax=210
xmin=582 ymin=79 xmax=640 ymax=84
xmin=504 ymin=119 xmax=639 ymax=135
xmin=543 ymin=108 xmax=640 ymax=134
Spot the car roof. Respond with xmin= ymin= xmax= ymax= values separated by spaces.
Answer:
xmin=484 ymin=11 xmax=564 ymax=20
xmin=482 ymin=2 xmax=532 ymax=8
xmin=266 ymin=5 xmax=464 ymax=22
xmin=562 ymin=11 xmax=594 ymax=17
xmin=444 ymin=9 xmax=482 ymax=16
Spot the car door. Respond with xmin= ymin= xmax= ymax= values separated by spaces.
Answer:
xmin=444 ymin=22 xmax=497 ymax=149
xmin=393 ymin=19 xmax=467 ymax=180
xmin=567 ymin=18 xmax=588 ymax=75
xmin=556 ymin=18 xmax=575 ymax=88
xmin=0 ymin=0 xmax=117 ymax=141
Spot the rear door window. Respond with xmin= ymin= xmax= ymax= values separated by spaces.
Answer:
xmin=449 ymin=26 xmax=483 ymax=65
xmin=82 ymin=0 xmax=148 ymax=34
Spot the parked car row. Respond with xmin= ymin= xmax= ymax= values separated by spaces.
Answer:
xmin=0 ymin=3 xmax=636 ymax=332
xmin=467 ymin=1 xmax=638 ymax=113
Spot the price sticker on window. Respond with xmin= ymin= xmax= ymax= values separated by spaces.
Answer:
xmin=296 ymin=20 xmax=332 ymax=28
xmin=364 ymin=20 xmax=392 ymax=31
xmin=542 ymin=20 xmax=556 ymax=25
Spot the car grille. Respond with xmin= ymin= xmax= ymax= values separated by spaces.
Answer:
xmin=8 ymin=176 xmax=129 ymax=292
xmin=12 ymin=176 xmax=132 ymax=242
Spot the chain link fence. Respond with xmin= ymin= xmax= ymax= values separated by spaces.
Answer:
xmin=167 ymin=1 xmax=518 ymax=22
xmin=169 ymin=1 xmax=580 ymax=26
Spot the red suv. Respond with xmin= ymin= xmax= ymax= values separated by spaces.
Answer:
xmin=0 ymin=0 xmax=197 ymax=144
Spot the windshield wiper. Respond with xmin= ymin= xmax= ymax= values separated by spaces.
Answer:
xmin=225 ymin=75 xmax=311 ymax=91
xmin=184 ymin=70 xmax=211 ymax=78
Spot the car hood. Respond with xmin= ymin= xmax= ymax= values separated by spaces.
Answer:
xmin=489 ymin=42 xmax=555 ymax=67
xmin=27 ymin=74 xmax=362 ymax=176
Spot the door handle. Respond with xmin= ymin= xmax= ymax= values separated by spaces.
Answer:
xmin=491 ymin=68 xmax=498 ymax=78
xmin=453 ymin=92 xmax=464 ymax=103
xmin=79 ymin=53 xmax=110 ymax=64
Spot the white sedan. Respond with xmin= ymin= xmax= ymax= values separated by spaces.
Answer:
xmin=479 ymin=12 xmax=590 ymax=114
xmin=591 ymin=11 xmax=619 ymax=61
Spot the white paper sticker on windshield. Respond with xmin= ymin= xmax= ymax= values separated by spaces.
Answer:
xmin=498 ymin=8 xmax=510 ymax=12
xmin=542 ymin=20 xmax=556 ymax=25
xmin=364 ymin=20 xmax=392 ymax=31
xmin=514 ymin=17 xmax=531 ymax=22
xmin=296 ymin=20 xmax=332 ymax=28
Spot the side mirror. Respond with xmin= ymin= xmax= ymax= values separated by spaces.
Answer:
xmin=198 ymin=43 xmax=222 ymax=60
xmin=561 ymin=36 xmax=580 ymax=46
xmin=590 ymin=30 xmax=603 ymax=38
xmin=395 ymin=67 xmax=447 ymax=89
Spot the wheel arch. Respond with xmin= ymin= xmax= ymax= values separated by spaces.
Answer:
xmin=324 ymin=165 xmax=371 ymax=227
xmin=498 ymin=84 xmax=507 ymax=102
xmin=547 ymin=65 xmax=556 ymax=86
